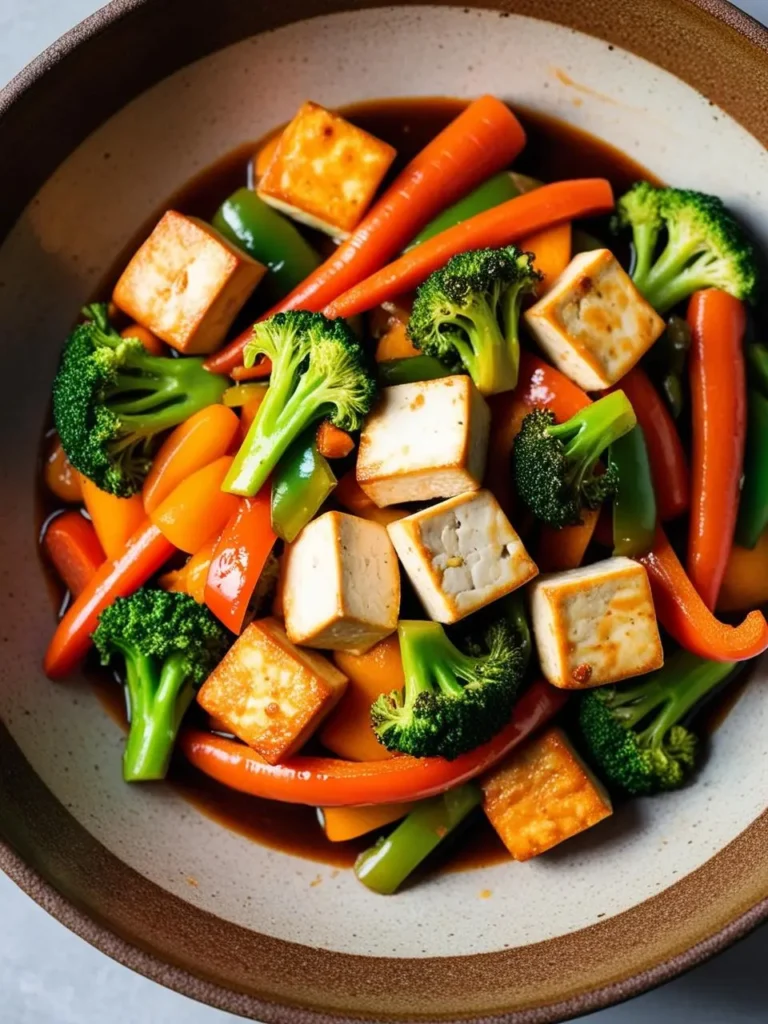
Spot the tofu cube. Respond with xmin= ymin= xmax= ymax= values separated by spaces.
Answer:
xmin=530 ymin=556 xmax=664 ymax=689
xmin=282 ymin=511 xmax=400 ymax=655
xmin=257 ymin=101 xmax=396 ymax=238
xmin=113 ymin=211 xmax=266 ymax=354
xmin=356 ymin=375 xmax=490 ymax=507
xmin=524 ymin=249 xmax=665 ymax=390
xmin=196 ymin=617 xmax=347 ymax=763
xmin=482 ymin=727 xmax=613 ymax=860
xmin=387 ymin=489 xmax=538 ymax=624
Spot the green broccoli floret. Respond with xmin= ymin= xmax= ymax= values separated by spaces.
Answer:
xmin=407 ymin=246 xmax=541 ymax=395
xmin=370 ymin=618 xmax=524 ymax=760
xmin=52 ymin=304 xmax=227 ymax=496
xmin=578 ymin=651 xmax=736 ymax=797
xmin=92 ymin=588 xmax=231 ymax=781
xmin=513 ymin=390 xmax=637 ymax=528
xmin=223 ymin=311 xmax=376 ymax=496
xmin=613 ymin=182 xmax=758 ymax=313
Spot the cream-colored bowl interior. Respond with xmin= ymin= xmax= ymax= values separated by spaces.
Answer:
xmin=0 ymin=4 xmax=766 ymax=959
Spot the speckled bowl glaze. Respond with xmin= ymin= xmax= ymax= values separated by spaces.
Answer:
xmin=1 ymin=2 xmax=768 ymax=1021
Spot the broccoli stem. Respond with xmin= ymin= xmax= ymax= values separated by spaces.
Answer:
xmin=448 ymin=289 xmax=519 ymax=395
xmin=641 ymin=230 xmax=719 ymax=313
xmin=123 ymin=652 xmax=195 ymax=782
xmin=354 ymin=784 xmax=482 ymax=894
xmin=108 ymin=355 xmax=227 ymax=432
xmin=628 ymin=221 xmax=660 ymax=292
xmin=400 ymin=621 xmax=479 ymax=703
xmin=549 ymin=391 xmax=636 ymax=491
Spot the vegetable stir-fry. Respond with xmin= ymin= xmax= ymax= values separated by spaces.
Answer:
xmin=41 ymin=95 xmax=768 ymax=895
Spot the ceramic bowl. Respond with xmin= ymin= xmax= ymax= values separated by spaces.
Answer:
xmin=1 ymin=2 xmax=767 ymax=1021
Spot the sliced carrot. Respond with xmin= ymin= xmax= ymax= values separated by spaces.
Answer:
xmin=324 ymin=179 xmax=614 ymax=319
xmin=159 ymin=537 xmax=219 ymax=604
xmin=239 ymin=388 xmax=268 ymax=441
xmin=231 ymin=358 xmax=273 ymax=382
xmin=537 ymin=509 xmax=599 ymax=573
xmin=375 ymin=322 xmax=420 ymax=362
xmin=44 ymin=435 xmax=82 ymax=504
xmin=121 ymin=322 xmax=165 ymax=356
xmin=320 ymin=803 xmax=412 ymax=842
xmin=79 ymin=475 xmax=145 ymax=560
xmin=520 ymin=221 xmax=572 ymax=294
xmin=335 ymin=470 xmax=408 ymax=527
xmin=316 ymin=421 xmax=355 ymax=459
xmin=149 ymin=457 xmax=240 ymax=554
xmin=205 ymin=96 xmax=527 ymax=375
xmin=43 ymin=511 xmax=105 ymax=596
xmin=142 ymin=404 xmax=240 ymax=515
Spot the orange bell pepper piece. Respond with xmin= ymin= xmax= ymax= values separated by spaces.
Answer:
xmin=159 ymin=537 xmax=219 ymax=604
xmin=80 ymin=475 xmax=145 ymax=560
xmin=519 ymin=221 xmax=572 ymax=294
xmin=149 ymin=456 xmax=239 ymax=554
xmin=718 ymin=528 xmax=768 ymax=613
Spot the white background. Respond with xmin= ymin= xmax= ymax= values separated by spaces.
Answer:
xmin=1 ymin=0 xmax=767 ymax=1020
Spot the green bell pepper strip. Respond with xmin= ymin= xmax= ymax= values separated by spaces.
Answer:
xmin=609 ymin=425 xmax=657 ymax=557
xmin=271 ymin=430 xmax=337 ymax=543
xmin=736 ymin=343 xmax=768 ymax=548
xmin=377 ymin=355 xmax=454 ymax=386
xmin=212 ymin=187 xmax=321 ymax=299
xmin=406 ymin=172 xmax=521 ymax=251
xmin=354 ymin=783 xmax=482 ymax=894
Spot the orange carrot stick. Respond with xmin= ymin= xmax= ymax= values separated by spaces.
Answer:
xmin=142 ymin=405 xmax=240 ymax=515
xmin=324 ymin=179 xmax=614 ymax=319
xmin=316 ymin=421 xmax=355 ymax=459
xmin=121 ymin=323 xmax=165 ymax=356
xmin=205 ymin=96 xmax=527 ymax=375
xmin=537 ymin=510 xmax=599 ymax=573
xmin=80 ymin=476 xmax=145 ymax=560
xmin=520 ymin=221 xmax=572 ymax=294
xmin=43 ymin=512 xmax=105 ymax=596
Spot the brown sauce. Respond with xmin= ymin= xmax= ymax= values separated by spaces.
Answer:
xmin=38 ymin=96 xmax=742 ymax=873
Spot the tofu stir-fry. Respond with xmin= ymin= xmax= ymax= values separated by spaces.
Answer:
xmin=41 ymin=95 xmax=768 ymax=893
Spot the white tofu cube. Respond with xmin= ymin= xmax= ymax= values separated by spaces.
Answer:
xmin=524 ymin=249 xmax=665 ymax=390
xmin=356 ymin=375 xmax=490 ymax=507
xmin=257 ymin=101 xmax=396 ymax=239
xmin=387 ymin=489 xmax=538 ymax=624
xmin=529 ymin=557 xmax=663 ymax=689
xmin=113 ymin=211 xmax=266 ymax=354
xmin=282 ymin=511 xmax=400 ymax=655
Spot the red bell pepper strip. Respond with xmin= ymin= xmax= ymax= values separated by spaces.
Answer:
xmin=181 ymin=680 xmax=566 ymax=806
xmin=205 ymin=96 xmax=526 ymax=375
xmin=686 ymin=290 xmax=747 ymax=610
xmin=638 ymin=527 xmax=768 ymax=662
xmin=204 ymin=490 xmax=277 ymax=633
xmin=613 ymin=367 xmax=689 ymax=522
xmin=44 ymin=520 xmax=175 ymax=679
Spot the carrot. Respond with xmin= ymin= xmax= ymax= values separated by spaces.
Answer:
xmin=316 ymin=421 xmax=355 ymax=459
xmin=142 ymin=404 xmax=240 ymax=514
xmin=44 ymin=520 xmax=175 ymax=678
xmin=44 ymin=435 xmax=82 ymax=504
xmin=324 ymin=179 xmax=614 ymax=319
xmin=79 ymin=475 xmax=145 ymax=560
xmin=204 ymin=96 xmax=527 ymax=375
xmin=686 ymin=290 xmax=747 ymax=610
xmin=520 ymin=221 xmax=572 ymax=294
xmin=537 ymin=510 xmax=599 ymax=573
xmin=615 ymin=368 xmax=689 ymax=521
xmin=121 ymin=323 xmax=165 ymax=356
xmin=149 ymin=456 xmax=240 ymax=555
xmin=320 ymin=804 xmax=412 ymax=842
xmin=43 ymin=512 xmax=105 ymax=597
xmin=231 ymin=359 xmax=273 ymax=382
xmin=159 ymin=537 xmax=219 ymax=604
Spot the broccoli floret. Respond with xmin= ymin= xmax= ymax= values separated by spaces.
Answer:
xmin=407 ymin=246 xmax=541 ymax=395
xmin=92 ymin=588 xmax=231 ymax=781
xmin=613 ymin=182 xmax=758 ymax=313
xmin=223 ymin=311 xmax=376 ymax=496
xmin=370 ymin=618 xmax=524 ymax=760
xmin=513 ymin=390 xmax=637 ymax=528
xmin=578 ymin=651 xmax=736 ymax=797
xmin=52 ymin=304 xmax=227 ymax=496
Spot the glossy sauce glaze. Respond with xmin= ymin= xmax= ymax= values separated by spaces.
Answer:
xmin=40 ymin=97 xmax=741 ymax=873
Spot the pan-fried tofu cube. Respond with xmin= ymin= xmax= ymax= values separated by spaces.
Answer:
xmin=196 ymin=617 xmax=347 ymax=763
xmin=283 ymin=511 xmax=400 ymax=655
xmin=530 ymin=557 xmax=663 ymax=689
xmin=113 ymin=211 xmax=266 ymax=354
xmin=257 ymin=101 xmax=396 ymax=239
xmin=356 ymin=376 xmax=490 ymax=507
xmin=387 ymin=489 xmax=538 ymax=623
xmin=524 ymin=249 xmax=665 ymax=390
xmin=482 ymin=727 xmax=612 ymax=860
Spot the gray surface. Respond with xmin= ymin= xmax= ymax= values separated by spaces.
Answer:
xmin=1 ymin=0 xmax=768 ymax=1021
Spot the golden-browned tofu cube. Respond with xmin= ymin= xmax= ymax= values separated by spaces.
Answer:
xmin=482 ymin=727 xmax=612 ymax=860
xmin=113 ymin=211 xmax=266 ymax=355
xmin=257 ymin=101 xmax=397 ymax=238
xmin=196 ymin=617 xmax=347 ymax=764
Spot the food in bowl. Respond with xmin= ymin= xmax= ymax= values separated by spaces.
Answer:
xmin=39 ymin=94 xmax=768 ymax=895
